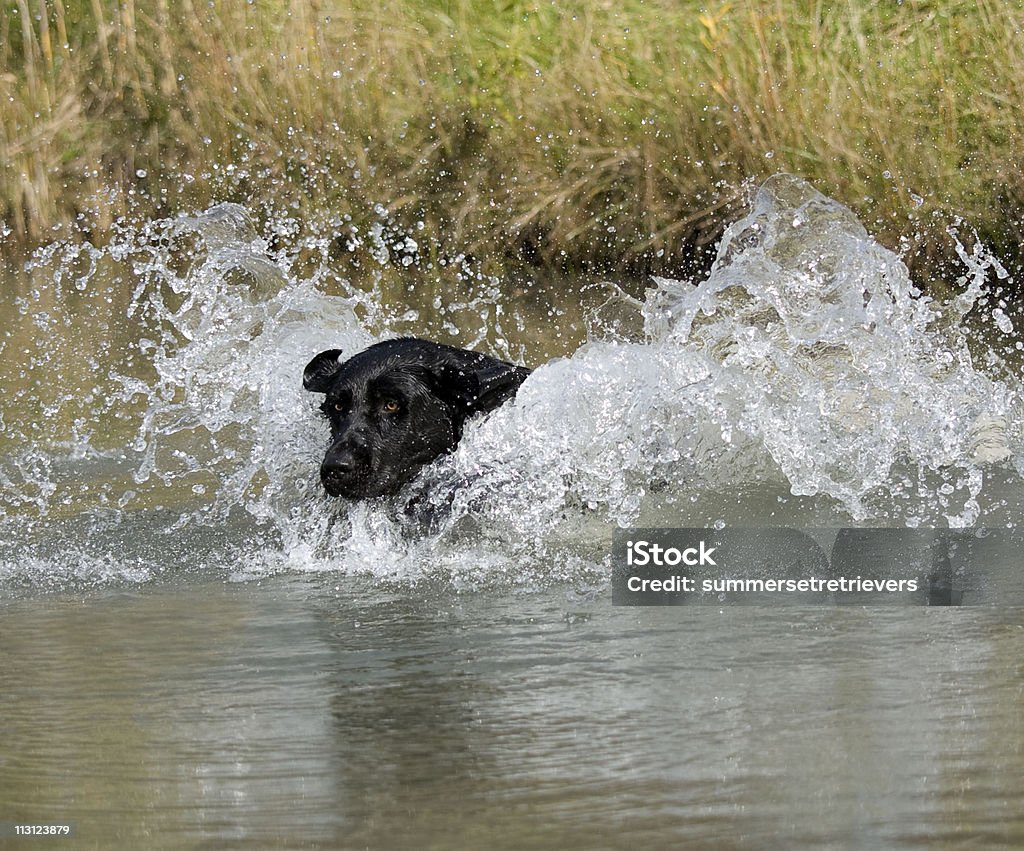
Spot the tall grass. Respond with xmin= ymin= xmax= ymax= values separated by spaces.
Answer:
xmin=2 ymin=0 xmax=1024 ymax=283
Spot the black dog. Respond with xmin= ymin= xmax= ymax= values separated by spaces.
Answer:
xmin=303 ymin=338 xmax=531 ymax=499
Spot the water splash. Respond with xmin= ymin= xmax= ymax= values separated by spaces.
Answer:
xmin=2 ymin=176 xmax=1022 ymax=591
xmin=644 ymin=175 xmax=1021 ymax=521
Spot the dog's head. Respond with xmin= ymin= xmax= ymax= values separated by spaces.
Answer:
xmin=303 ymin=338 xmax=530 ymax=499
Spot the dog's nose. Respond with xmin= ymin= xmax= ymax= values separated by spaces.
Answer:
xmin=320 ymin=428 xmax=373 ymax=495
xmin=322 ymin=452 xmax=356 ymax=477
xmin=320 ymin=439 xmax=369 ymax=495
xmin=321 ymin=451 xmax=359 ymax=488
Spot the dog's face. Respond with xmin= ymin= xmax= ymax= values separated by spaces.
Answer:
xmin=303 ymin=339 xmax=530 ymax=499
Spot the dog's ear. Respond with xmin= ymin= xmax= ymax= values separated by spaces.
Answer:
xmin=303 ymin=349 xmax=344 ymax=393
xmin=431 ymin=349 xmax=531 ymax=417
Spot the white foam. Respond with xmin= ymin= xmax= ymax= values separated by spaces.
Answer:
xmin=3 ymin=179 xmax=1023 ymax=590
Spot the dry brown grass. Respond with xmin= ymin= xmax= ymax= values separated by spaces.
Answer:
xmin=2 ymin=0 xmax=1024 ymax=283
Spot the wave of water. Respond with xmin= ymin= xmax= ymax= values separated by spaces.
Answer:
xmin=2 ymin=175 xmax=1022 ymax=591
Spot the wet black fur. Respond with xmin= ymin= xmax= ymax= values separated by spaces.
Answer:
xmin=303 ymin=338 xmax=531 ymax=499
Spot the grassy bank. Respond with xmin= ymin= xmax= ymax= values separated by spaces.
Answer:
xmin=2 ymin=0 xmax=1024 ymax=284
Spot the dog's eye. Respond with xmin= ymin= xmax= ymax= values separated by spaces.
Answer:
xmin=333 ymin=403 xmax=346 ymax=413
xmin=381 ymin=400 xmax=400 ymax=414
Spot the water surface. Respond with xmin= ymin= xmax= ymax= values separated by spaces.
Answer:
xmin=3 ymin=578 xmax=1023 ymax=849
xmin=2 ymin=176 xmax=1024 ymax=847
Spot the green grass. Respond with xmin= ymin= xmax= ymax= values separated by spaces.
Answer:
xmin=3 ymin=0 xmax=1024 ymax=285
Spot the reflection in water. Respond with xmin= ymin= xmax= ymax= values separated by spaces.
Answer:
xmin=2 ymin=176 xmax=1024 ymax=847
xmin=1 ymin=579 xmax=1022 ymax=848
